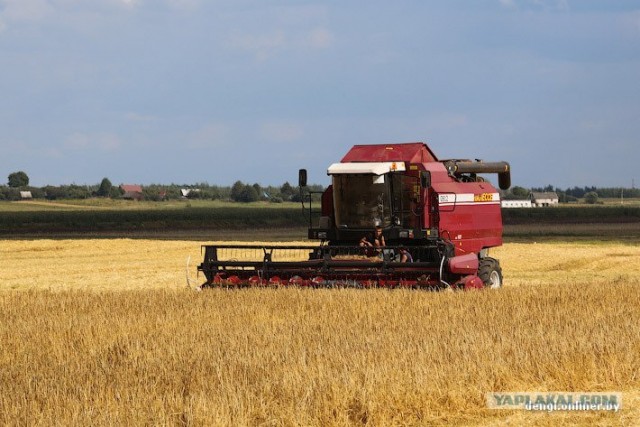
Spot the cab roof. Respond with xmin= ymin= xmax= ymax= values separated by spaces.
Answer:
xmin=340 ymin=142 xmax=438 ymax=164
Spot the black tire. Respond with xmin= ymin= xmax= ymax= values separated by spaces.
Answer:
xmin=479 ymin=257 xmax=503 ymax=289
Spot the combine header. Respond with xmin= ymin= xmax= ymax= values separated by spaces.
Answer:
xmin=198 ymin=142 xmax=510 ymax=290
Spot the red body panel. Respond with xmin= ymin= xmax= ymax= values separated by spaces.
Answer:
xmin=448 ymin=253 xmax=480 ymax=275
xmin=341 ymin=143 xmax=438 ymax=163
xmin=321 ymin=185 xmax=334 ymax=218
xmin=430 ymin=180 xmax=503 ymax=255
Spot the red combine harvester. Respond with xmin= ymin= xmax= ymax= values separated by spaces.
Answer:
xmin=198 ymin=142 xmax=510 ymax=290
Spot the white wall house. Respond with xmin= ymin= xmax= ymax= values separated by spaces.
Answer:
xmin=530 ymin=192 xmax=559 ymax=207
xmin=501 ymin=199 xmax=532 ymax=208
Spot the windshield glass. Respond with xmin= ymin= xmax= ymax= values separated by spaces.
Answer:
xmin=332 ymin=174 xmax=391 ymax=228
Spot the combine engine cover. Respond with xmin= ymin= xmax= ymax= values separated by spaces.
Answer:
xmin=198 ymin=142 xmax=510 ymax=290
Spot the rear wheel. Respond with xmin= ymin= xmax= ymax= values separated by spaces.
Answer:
xmin=479 ymin=257 xmax=503 ymax=289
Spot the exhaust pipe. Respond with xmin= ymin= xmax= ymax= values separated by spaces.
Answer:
xmin=445 ymin=160 xmax=511 ymax=190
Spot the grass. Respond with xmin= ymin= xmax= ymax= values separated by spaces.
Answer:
xmin=501 ymin=204 xmax=640 ymax=225
xmin=0 ymin=239 xmax=639 ymax=425
xmin=0 ymin=205 xmax=309 ymax=235
xmin=7 ymin=199 xmax=304 ymax=211
xmin=1 ymin=200 xmax=639 ymax=240
xmin=598 ymin=197 xmax=640 ymax=206
xmin=504 ymin=223 xmax=640 ymax=242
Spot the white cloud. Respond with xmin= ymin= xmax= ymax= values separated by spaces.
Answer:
xmin=228 ymin=30 xmax=286 ymax=62
xmin=538 ymin=0 xmax=569 ymax=11
xmin=63 ymin=132 xmax=122 ymax=152
xmin=64 ymin=133 xmax=91 ymax=150
xmin=580 ymin=119 xmax=606 ymax=132
xmin=419 ymin=113 xmax=469 ymax=132
xmin=0 ymin=0 xmax=141 ymax=30
xmin=166 ymin=0 xmax=200 ymax=12
xmin=125 ymin=112 xmax=157 ymax=123
xmin=185 ymin=123 xmax=228 ymax=149
xmin=116 ymin=0 xmax=140 ymax=9
xmin=276 ymin=4 xmax=328 ymax=24
xmin=499 ymin=0 xmax=569 ymax=11
xmin=259 ymin=121 xmax=304 ymax=143
xmin=0 ymin=0 xmax=52 ymax=22
xmin=227 ymin=26 xmax=335 ymax=61
xmin=306 ymin=27 xmax=334 ymax=49
xmin=631 ymin=10 xmax=640 ymax=34
xmin=223 ymin=5 xmax=334 ymax=61
xmin=97 ymin=134 xmax=122 ymax=151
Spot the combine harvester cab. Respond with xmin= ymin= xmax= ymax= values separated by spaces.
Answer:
xmin=198 ymin=142 xmax=510 ymax=290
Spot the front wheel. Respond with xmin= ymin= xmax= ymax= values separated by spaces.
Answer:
xmin=479 ymin=257 xmax=503 ymax=289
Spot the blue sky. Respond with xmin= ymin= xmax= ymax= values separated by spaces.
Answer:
xmin=1 ymin=0 xmax=639 ymax=189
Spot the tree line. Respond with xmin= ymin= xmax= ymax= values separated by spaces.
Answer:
xmin=0 ymin=171 xmax=322 ymax=203
xmin=501 ymin=184 xmax=640 ymax=204
xmin=535 ymin=185 xmax=640 ymax=200
xmin=2 ymin=170 xmax=638 ymax=203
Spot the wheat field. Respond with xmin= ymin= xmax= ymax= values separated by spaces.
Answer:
xmin=1 ymin=239 xmax=639 ymax=426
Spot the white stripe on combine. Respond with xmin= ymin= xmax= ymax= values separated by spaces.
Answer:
xmin=438 ymin=193 xmax=501 ymax=206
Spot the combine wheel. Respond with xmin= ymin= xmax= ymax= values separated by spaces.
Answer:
xmin=479 ymin=258 xmax=503 ymax=289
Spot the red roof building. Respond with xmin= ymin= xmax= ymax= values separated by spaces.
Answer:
xmin=120 ymin=184 xmax=143 ymax=200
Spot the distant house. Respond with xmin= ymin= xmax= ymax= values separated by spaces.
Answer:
xmin=120 ymin=184 xmax=143 ymax=201
xmin=530 ymin=192 xmax=559 ymax=207
xmin=20 ymin=191 xmax=33 ymax=200
xmin=501 ymin=199 xmax=532 ymax=208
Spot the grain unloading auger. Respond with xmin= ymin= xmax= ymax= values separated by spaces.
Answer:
xmin=197 ymin=142 xmax=510 ymax=290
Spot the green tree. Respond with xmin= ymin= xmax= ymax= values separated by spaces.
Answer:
xmin=511 ymin=186 xmax=529 ymax=198
xmin=8 ymin=171 xmax=29 ymax=188
xmin=43 ymin=186 xmax=65 ymax=200
xmin=143 ymin=187 xmax=165 ymax=201
xmin=205 ymin=187 xmax=221 ymax=200
xmin=97 ymin=178 xmax=113 ymax=197
xmin=252 ymin=183 xmax=263 ymax=199
xmin=0 ymin=186 xmax=21 ymax=201
xmin=238 ymin=184 xmax=259 ymax=203
xmin=584 ymin=191 xmax=599 ymax=204
xmin=65 ymin=184 xmax=91 ymax=199
xmin=230 ymin=180 xmax=245 ymax=202
xmin=186 ymin=189 xmax=203 ymax=199
xmin=280 ymin=181 xmax=294 ymax=200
